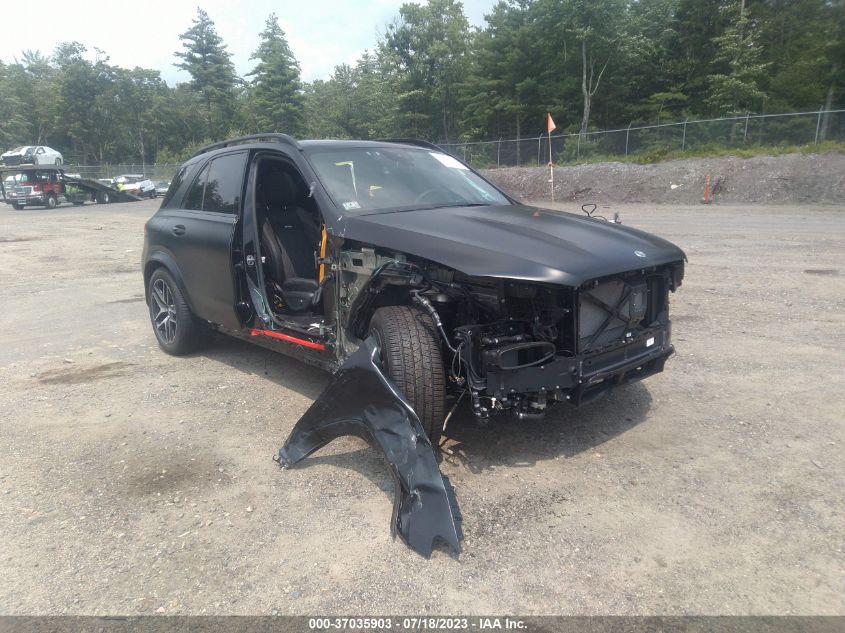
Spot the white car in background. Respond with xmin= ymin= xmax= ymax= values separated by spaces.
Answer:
xmin=1 ymin=146 xmax=64 ymax=167
xmin=114 ymin=174 xmax=156 ymax=198
xmin=154 ymin=180 xmax=171 ymax=197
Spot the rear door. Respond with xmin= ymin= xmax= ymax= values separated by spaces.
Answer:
xmin=161 ymin=151 xmax=248 ymax=329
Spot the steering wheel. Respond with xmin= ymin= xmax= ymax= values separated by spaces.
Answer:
xmin=413 ymin=189 xmax=443 ymax=204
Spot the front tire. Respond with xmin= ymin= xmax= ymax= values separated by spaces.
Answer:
xmin=147 ymin=268 xmax=207 ymax=355
xmin=369 ymin=305 xmax=446 ymax=444
xmin=45 ymin=195 xmax=58 ymax=209
xmin=12 ymin=202 xmax=23 ymax=210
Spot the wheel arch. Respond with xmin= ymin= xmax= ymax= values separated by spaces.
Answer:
xmin=346 ymin=263 xmax=422 ymax=340
xmin=143 ymin=253 xmax=197 ymax=314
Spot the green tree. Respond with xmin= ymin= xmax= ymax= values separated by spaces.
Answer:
xmin=611 ymin=0 xmax=688 ymax=124
xmin=754 ymin=0 xmax=838 ymax=111
xmin=246 ymin=13 xmax=304 ymax=134
xmin=664 ymin=0 xmax=731 ymax=112
xmin=301 ymin=52 xmax=400 ymax=139
xmin=0 ymin=62 xmax=28 ymax=148
xmin=460 ymin=1 xmax=541 ymax=144
xmin=706 ymin=0 xmax=769 ymax=114
xmin=381 ymin=0 xmax=471 ymax=141
xmin=7 ymin=51 xmax=58 ymax=145
xmin=51 ymin=42 xmax=109 ymax=164
xmin=569 ymin=0 xmax=627 ymax=134
xmin=115 ymin=67 xmax=169 ymax=165
xmin=174 ymin=8 xmax=238 ymax=138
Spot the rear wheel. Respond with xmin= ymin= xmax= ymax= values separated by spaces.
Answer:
xmin=369 ymin=305 xmax=446 ymax=444
xmin=96 ymin=191 xmax=110 ymax=204
xmin=147 ymin=268 xmax=208 ymax=355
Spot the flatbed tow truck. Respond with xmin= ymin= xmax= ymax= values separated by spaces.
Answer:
xmin=1 ymin=165 xmax=143 ymax=209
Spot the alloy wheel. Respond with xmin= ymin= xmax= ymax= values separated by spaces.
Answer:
xmin=151 ymin=279 xmax=178 ymax=344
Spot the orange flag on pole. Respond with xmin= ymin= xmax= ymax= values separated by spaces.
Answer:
xmin=547 ymin=112 xmax=556 ymax=134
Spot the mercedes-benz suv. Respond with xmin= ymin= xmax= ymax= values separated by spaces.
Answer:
xmin=142 ymin=134 xmax=685 ymax=556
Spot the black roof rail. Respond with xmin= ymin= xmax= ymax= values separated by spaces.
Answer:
xmin=190 ymin=133 xmax=300 ymax=159
xmin=377 ymin=138 xmax=444 ymax=152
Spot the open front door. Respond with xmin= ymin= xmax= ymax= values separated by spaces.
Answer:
xmin=240 ymin=151 xmax=336 ymax=360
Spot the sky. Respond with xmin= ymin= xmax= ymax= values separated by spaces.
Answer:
xmin=0 ymin=0 xmax=497 ymax=85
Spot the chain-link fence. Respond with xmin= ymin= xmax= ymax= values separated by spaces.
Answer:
xmin=440 ymin=109 xmax=845 ymax=168
xmin=61 ymin=109 xmax=845 ymax=176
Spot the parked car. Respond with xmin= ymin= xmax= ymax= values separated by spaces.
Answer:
xmin=3 ymin=169 xmax=66 ymax=209
xmin=142 ymin=134 xmax=685 ymax=556
xmin=114 ymin=174 xmax=156 ymax=198
xmin=1 ymin=146 xmax=63 ymax=167
xmin=2 ymin=175 xmax=19 ymax=200
xmin=154 ymin=180 xmax=171 ymax=197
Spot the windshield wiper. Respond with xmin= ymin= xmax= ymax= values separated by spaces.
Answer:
xmin=408 ymin=202 xmax=494 ymax=212
xmin=360 ymin=202 xmax=496 ymax=216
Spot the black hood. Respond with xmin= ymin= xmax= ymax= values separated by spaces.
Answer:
xmin=339 ymin=204 xmax=685 ymax=286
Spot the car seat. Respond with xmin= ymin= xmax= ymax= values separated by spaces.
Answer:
xmin=258 ymin=169 xmax=322 ymax=313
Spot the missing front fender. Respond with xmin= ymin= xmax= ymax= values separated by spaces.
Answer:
xmin=277 ymin=336 xmax=463 ymax=558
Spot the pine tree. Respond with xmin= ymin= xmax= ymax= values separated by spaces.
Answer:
xmin=706 ymin=0 xmax=769 ymax=114
xmin=174 ymin=8 xmax=238 ymax=138
xmin=246 ymin=13 xmax=304 ymax=135
xmin=381 ymin=0 xmax=471 ymax=142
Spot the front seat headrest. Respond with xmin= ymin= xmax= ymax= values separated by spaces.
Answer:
xmin=262 ymin=170 xmax=300 ymax=207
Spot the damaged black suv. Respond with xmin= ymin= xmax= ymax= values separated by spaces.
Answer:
xmin=143 ymin=134 xmax=685 ymax=556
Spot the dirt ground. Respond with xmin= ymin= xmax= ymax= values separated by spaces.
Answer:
xmin=482 ymin=151 xmax=845 ymax=205
xmin=0 ymin=197 xmax=843 ymax=616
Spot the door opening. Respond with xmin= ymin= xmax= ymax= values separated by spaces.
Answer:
xmin=252 ymin=158 xmax=334 ymax=331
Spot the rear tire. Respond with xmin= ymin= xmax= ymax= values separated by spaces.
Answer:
xmin=369 ymin=305 xmax=446 ymax=444
xmin=97 ymin=192 xmax=110 ymax=204
xmin=147 ymin=268 xmax=208 ymax=355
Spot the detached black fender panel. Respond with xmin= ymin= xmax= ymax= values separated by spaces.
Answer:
xmin=277 ymin=336 xmax=463 ymax=558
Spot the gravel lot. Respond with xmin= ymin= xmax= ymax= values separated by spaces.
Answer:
xmin=0 ymin=198 xmax=843 ymax=615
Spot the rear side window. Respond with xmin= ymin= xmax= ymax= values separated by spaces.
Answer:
xmin=183 ymin=163 xmax=209 ymax=210
xmin=179 ymin=152 xmax=246 ymax=214
xmin=161 ymin=165 xmax=189 ymax=208
xmin=204 ymin=152 xmax=246 ymax=214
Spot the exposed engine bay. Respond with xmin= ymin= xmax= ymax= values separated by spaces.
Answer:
xmin=279 ymin=240 xmax=683 ymax=556
xmin=337 ymin=242 xmax=683 ymax=423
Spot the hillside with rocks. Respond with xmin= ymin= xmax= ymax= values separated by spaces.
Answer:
xmin=482 ymin=152 xmax=845 ymax=205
